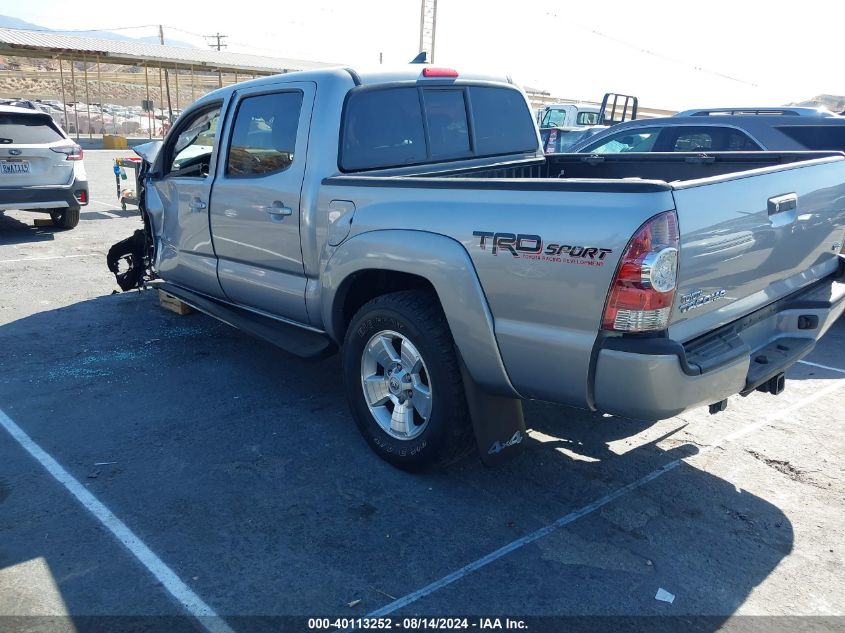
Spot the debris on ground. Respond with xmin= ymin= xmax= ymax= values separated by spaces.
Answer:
xmin=655 ymin=588 xmax=675 ymax=604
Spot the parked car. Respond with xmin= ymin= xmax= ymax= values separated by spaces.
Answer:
xmin=112 ymin=66 xmax=845 ymax=471
xmin=538 ymin=94 xmax=638 ymax=153
xmin=568 ymin=106 xmax=845 ymax=153
xmin=0 ymin=105 xmax=88 ymax=229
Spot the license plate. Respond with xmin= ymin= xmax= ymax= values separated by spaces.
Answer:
xmin=0 ymin=161 xmax=31 ymax=175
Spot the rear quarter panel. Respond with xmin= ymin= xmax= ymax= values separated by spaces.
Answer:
xmin=318 ymin=180 xmax=676 ymax=406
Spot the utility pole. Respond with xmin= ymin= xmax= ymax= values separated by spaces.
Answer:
xmin=159 ymin=25 xmax=173 ymax=124
xmin=206 ymin=33 xmax=228 ymax=51
xmin=419 ymin=0 xmax=438 ymax=63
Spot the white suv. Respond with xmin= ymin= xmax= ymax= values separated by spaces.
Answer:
xmin=0 ymin=104 xmax=88 ymax=229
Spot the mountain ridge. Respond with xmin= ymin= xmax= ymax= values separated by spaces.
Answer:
xmin=0 ymin=14 xmax=197 ymax=49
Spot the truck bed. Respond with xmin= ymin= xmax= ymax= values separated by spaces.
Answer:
xmin=421 ymin=151 xmax=844 ymax=182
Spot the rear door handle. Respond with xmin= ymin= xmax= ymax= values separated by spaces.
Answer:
xmin=189 ymin=197 xmax=207 ymax=212
xmin=263 ymin=201 xmax=293 ymax=220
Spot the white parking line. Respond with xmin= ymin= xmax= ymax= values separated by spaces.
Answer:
xmin=88 ymin=199 xmax=122 ymax=210
xmin=368 ymin=377 xmax=845 ymax=617
xmin=0 ymin=409 xmax=235 ymax=633
xmin=798 ymin=359 xmax=845 ymax=376
xmin=0 ymin=253 xmax=100 ymax=264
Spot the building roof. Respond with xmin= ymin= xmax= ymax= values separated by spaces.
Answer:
xmin=0 ymin=28 xmax=337 ymax=74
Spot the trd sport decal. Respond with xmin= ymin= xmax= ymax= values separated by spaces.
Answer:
xmin=472 ymin=231 xmax=612 ymax=267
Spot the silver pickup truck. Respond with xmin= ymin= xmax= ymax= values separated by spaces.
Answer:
xmin=112 ymin=65 xmax=845 ymax=471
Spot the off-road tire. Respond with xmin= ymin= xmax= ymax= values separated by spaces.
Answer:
xmin=342 ymin=289 xmax=473 ymax=471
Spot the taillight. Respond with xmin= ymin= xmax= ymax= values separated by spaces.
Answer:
xmin=422 ymin=67 xmax=459 ymax=78
xmin=602 ymin=210 xmax=680 ymax=332
xmin=545 ymin=129 xmax=558 ymax=153
xmin=51 ymin=144 xmax=84 ymax=161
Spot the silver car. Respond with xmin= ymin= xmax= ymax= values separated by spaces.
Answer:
xmin=0 ymin=105 xmax=88 ymax=229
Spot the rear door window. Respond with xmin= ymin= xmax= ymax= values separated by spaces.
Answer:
xmin=776 ymin=126 xmax=845 ymax=151
xmin=226 ymin=91 xmax=303 ymax=177
xmin=583 ymin=128 xmax=660 ymax=153
xmin=0 ymin=113 xmax=64 ymax=144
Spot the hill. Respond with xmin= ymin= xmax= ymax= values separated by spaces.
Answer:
xmin=0 ymin=14 xmax=196 ymax=48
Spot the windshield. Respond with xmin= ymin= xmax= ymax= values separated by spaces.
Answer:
xmin=541 ymin=108 xmax=568 ymax=128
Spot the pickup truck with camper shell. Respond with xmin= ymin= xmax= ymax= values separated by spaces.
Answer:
xmin=110 ymin=64 xmax=845 ymax=471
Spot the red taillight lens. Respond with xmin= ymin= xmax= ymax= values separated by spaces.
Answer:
xmin=545 ymin=129 xmax=558 ymax=153
xmin=75 ymin=190 xmax=87 ymax=204
xmin=51 ymin=144 xmax=84 ymax=161
xmin=602 ymin=211 xmax=680 ymax=332
xmin=422 ymin=67 xmax=459 ymax=78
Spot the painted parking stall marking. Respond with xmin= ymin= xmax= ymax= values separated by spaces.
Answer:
xmin=0 ymin=408 xmax=235 ymax=633
xmin=368 ymin=374 xmax=845 ymax=617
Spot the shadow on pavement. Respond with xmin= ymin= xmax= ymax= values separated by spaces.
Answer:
xmin=0 ymin=291 xmax=796 ymax=628
xmin=0 ymin=212 xmax=57 ymax=245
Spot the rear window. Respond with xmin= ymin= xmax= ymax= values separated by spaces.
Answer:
xmin=423 ymin=90 xmax=470 ymax=157
xmin=341 ymin=87 xmax=426 ymax=171
xmin=469 ymin=86 xmax=537 ymax=156
xmin=776 ymin=126 xmax=845 ymax=151
xmin=0 ymin=113 xmax=64 ymax=144
xmin=576 ymin=111 xmax=600 ymax=126
xmin=340 ymin=84 xmax=537 ymax=171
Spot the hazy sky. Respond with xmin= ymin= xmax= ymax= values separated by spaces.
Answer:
xmin=5 ymin=0 xmax=842 ymax=110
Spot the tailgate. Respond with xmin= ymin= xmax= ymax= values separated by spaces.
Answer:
xmin=669 ymin=156 xmax=845 ymax=342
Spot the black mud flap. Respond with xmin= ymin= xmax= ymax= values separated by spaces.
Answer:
xmin=107 ymin=229 xmax=147 ymax=291
xmin=459 ymin=359 xmax=526 ymax=466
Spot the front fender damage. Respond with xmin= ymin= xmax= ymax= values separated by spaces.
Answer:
xmin=106 ymin=158 xmax=156 ymax=291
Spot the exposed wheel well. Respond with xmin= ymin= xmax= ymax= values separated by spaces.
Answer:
xmin=335 ymin=270 xmax=440 ymax=341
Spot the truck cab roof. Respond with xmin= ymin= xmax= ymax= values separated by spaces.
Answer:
xmin=194 ymin=65 xmax=516 ymax=106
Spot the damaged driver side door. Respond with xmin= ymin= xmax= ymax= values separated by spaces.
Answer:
xmin=151 ymin=101 xmax=227 ymax=298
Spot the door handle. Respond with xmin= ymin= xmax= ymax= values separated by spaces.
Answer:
xmin=189 ymin=197 xmax=207 ymax=212
xmin=767 ymin=193 xmax=797 ymax=228
xmin=768 ymin=193 xmax=797 ymax=216
xmin=263 ymin=201 xmax=293 ymax=220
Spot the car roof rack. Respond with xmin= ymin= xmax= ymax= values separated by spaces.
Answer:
xmin=676 ymin=107 xmax=837 ymax=117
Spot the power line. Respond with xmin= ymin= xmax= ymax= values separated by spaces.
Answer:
xmin=162 ymin=26 xmax=210 ymax=40
xmin=206 ymin=33 xmax=228 ymax=51
xmin=544 ymin=10 xmax=760 ymax=88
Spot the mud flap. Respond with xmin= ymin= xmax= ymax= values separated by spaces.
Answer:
xmin=459 ymin=359 xmax=526 ymax=466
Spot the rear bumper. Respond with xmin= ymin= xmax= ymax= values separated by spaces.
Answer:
xmin=0 ymin=180 xmax=89 ymax=212
xmin=593 ymin=259 xmax=845 ymax=420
